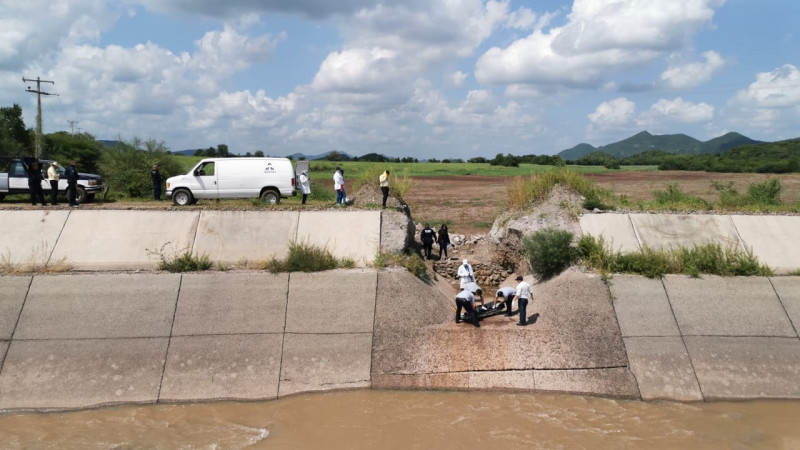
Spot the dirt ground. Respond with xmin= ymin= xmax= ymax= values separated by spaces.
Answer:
xmin=403 ymin=171 xmax=800 ymax=235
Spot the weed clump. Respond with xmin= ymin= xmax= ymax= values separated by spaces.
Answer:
xmin=577 ymin=234 xmax=772 ymax=278
xmin=523 ymin=228 xmax=578 ymax=279
xmin=148 ymin=244 xmax=212 ymax=272
xmin=507 ymin=167 xmax=613 ymax=210
xmin=261 ymin=240 xmax=355 ymax=273
xmin=373 ymin=250 xmax=429 ymax=280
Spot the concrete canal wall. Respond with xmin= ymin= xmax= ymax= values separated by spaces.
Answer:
xmin=0 ymin=210 xmax=799 ymax=410
xmin=1 ymin=269 xmax=798 ymax=411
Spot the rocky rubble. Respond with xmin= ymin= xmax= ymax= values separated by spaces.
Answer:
xmin=432 ymin=259 xmax=512 ymax=291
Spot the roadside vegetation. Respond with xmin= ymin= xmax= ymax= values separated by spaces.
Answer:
xmin=259 ymin=240 xmax=355 ymax=273
xmin=0 ymin=245 xmax=72 ymax=275
xmin=522 ymin=228 xmax=773 ymax=280
xmin=507 ymin=167 xmax=800 ymax=213
xmin=372 ymin=250 xmax=428 ymax=280
xmin=148 ymin=243 xmax=212 ymax=272
xmin=572 ymin=138 xmax=800 ymax=174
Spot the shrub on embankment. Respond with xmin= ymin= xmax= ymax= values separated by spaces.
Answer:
xmin=507 ymin=168 xmax=614 ymax=210
xmin=262 ymin=240 xmax=355 ymax=273
xmin=522 ymin=228 xmax=773 ymax=279
xmin=372 ymin=250 xmax=428 ymax=281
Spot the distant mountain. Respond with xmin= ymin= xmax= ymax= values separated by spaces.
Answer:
xmin=557 ymin=131 xmax=761 ymax=160
xmin=286 ymin=150 xmax=354 ymax=160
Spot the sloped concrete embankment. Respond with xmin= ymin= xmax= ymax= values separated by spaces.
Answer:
xmin=580 ymin=213 xmax=800 ymax=273
xmin=372 ymin=269 xmax=639 ymax=397
xmin=0 ymin=270 xmax=379 ymax=410
xmin=610 ymin=274 xmax=800 ymax=400
xmin=0 ymin=210 xmax=384 ymax=270
xmin=1 ymin=269 xmax=799 ymax=410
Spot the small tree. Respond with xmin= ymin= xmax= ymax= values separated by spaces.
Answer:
xmin=99 ymin=137 xmax=183 ymax=198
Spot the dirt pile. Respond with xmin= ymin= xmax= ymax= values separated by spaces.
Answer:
xmin=488 ymin=185 xmax=585 ymax=272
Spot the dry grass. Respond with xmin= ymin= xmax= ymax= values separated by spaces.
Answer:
xmin=0 ymin=243 xmax=73 ymax=275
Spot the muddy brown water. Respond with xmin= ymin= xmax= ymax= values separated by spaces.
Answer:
xmin=1 ymin=391 xmax=799 ymax=449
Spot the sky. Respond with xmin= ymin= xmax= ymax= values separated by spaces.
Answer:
xmin=1 ymin=0 xmax=799 ymax=159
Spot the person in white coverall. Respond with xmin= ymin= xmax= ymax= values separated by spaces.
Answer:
xmin=457 ymin=259 xmax=475 ymax=289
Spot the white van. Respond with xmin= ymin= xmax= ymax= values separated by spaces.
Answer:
xmin=166 ymin=157 xmax=296 ymax=206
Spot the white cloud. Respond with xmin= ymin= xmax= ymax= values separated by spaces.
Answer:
xmin=721 ymin=64 xmax=800 ymax=138
xmin=588 ymin=97 xmax=636 ymax=127
xmin=0 ymin=0 xmax=117 ymax=71
xmin=729 ymin=64 xmax=800 ymax=108
xmin=636 ymin=97 xmax=714 ymax=128
xmin=658 ymin=51 xmax=725 ymax=89
xmin=476 ymin=0 xmax=724 ymax=89
xmin=445 ymin=71 xmax=468 ymax=88
xmin=137 ymin=0 xmax=391 ymax=20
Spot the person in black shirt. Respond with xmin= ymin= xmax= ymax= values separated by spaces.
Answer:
xmin=151 ymin=164 xmax=162 ymax=201
xmin=420 ymin=223 xmax=436 ymax=259
xmin=28 ymin=161 xmax=47 ymax=206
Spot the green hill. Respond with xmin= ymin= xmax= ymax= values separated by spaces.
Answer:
xmin=558 ymin=131 xmax=760 ymax=160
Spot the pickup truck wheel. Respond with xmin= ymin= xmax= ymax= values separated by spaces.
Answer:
xmin=260 ymin=189 xmax=280 ymax=204
xmin=173 ymin=189 xmax=193 ymax=206
xmin=75 ymin=186 xmax=87 ymax=204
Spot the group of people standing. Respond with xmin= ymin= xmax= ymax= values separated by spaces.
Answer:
xmin=27 ymin=159 xmax=80 ymax=207
xmin=419 ymin=223 xmax=450 ymax=259
xmin=455 ymin=256 xmax=533 ymax=328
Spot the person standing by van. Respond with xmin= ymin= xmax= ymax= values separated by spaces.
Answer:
xmin=379 ymin=170 xmax=390 ymax=208
xmin=333 ymin=167 xmax=344 ymax=205
xmin=151 ymin=164 xmax=162 ymax=201
xmin=28 ymin=161 xmax=47 ymax=206
xmin=65 ymin=160 xmax=79 ymax=207
xmin=299 ymin=169 xmax=311 ymax=204
xmin=150 ymin=164 xmax=161 ymax=200
xmin=47 ymin=161 xmax=60 ymax=205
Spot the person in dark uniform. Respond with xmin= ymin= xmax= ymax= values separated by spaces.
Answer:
xmin=455 ymin=289 xmax=480 ymax=327
xmin=28 ymin=161 xmax=47 ymax=206
xmin=151 ymin=164 xmax=162 ymax=200
xmin=495 ymin=286 xmax=516 ymax=316
xmin=65 ymin=160 xmax=79 ymax=207
xmin=437 ymin=224 xmax=450 ymax=259
xmin=420 ymin=223 xmax=436 ymax=259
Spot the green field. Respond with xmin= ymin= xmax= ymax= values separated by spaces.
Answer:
xmin=173 ymin=155 xmax=656 ymax=179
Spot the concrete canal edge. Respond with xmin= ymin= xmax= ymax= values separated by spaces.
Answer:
xmin=0 ymin=210 xmax=798 ymax=411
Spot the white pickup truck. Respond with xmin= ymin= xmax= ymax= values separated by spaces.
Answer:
xmin=0 ymin=157 xmax=104 ymax=204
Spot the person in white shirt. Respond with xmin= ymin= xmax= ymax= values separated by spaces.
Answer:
xmin=299 ymin=170 xmax=311 ymax=205
xmin=333 ymin=167 xmax=344 ymax=205
xmin=47 ymin=161 xmax=60 ymax=206
xmin=455 ymin=289 xmax=480 ymax=327
xmin=515 ymin=275 xmax=532 ymax=326
xmin=495 ymin=286 xmax=516 ymax=317
xmin=457 ymin=259 xmax=475 ymax=289
xmin=379 ymin=170 xmax=390 ymax=208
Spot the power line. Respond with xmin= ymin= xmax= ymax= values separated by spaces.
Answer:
xmin=23 ymin=76 xmax=58 ymax=158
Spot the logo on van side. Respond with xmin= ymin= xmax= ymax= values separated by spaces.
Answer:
xmin=264 ymin=163 xmax=275 ymax=174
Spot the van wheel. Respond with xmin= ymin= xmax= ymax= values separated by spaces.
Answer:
xmin=75 ymin=186 xmax=87 ymax=204
xmin=260 ymin=189 xmax=280 ymax=204
xmin=173 ymin=189 xmax=194 ymax=206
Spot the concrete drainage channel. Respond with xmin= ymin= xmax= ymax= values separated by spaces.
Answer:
xmin=0 ymin=210 xmax=799 ymax=410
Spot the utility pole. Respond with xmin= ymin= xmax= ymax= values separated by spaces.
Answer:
xmin=68 ymin=120 xmax=79 ymax=134
xmin=23 ymin=76 xmax=57 ymax=158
